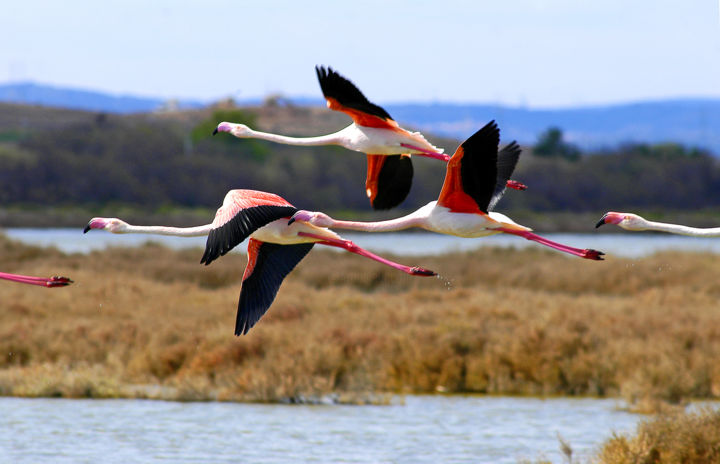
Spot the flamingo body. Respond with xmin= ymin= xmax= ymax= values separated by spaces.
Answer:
xmin=290 ymin=121 xmax=603 ymax=261
xmin=85 ymin=189 xmax=435 ymax=335
xmin=214 ymin=66 xmax=450 ymax=210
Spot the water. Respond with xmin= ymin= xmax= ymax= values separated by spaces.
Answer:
xmin=6 ymin=228 xmax=720 ymax=258
xmin=0 ymin=396 xmax=641 ymax=463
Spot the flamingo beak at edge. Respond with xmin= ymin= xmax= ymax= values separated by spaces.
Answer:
xmin=212 ymin=122 xmax=232 ymax=136
xmin=595 ymin=212 xmax=624 ymax=228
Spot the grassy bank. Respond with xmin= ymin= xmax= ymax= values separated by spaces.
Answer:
xmin=1 ymin=235 xmax=720 ymax=405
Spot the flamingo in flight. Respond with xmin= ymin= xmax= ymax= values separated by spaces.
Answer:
xmin=84 ymin=190 xmax=435 ymax=335
xmin=289 ymin=121 xmax=604 ymax=261
xmin=213 ymin=66 xmax=526 ymax=210
xmin=596 ymin=212 xmax=720 ymax=236
xmin=0 ymin=272 xmax=72 ymax=288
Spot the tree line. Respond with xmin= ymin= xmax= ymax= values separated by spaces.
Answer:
xmin=1 ymin=109 xmax=719 ymax=216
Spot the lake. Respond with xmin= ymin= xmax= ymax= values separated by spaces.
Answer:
xmin=5 ymin=228 xmax=720 ymax=258
xmin=0 ymin=395 xmax=642 ymax=463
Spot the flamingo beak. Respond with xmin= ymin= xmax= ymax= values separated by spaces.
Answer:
xmin=213 ymin=122 xmax=232 ymax=136
xmin=595 ymin=212 xmax=624 ymax=228
xmin=83 ymin=218 xmax=108 ymax=233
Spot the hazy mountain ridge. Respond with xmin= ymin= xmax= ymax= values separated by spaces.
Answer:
xmin=1 ymin=82 xmax=719 ymax=154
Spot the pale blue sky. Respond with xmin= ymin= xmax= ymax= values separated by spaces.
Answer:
xmin=2 ymin=0 xmax=719 ymax=108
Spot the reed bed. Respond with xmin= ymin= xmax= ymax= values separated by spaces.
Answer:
xmin=1 ymin=235 xmax=720 ymax=406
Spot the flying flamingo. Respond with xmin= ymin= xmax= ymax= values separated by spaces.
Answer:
xmin=213 ymin=66 xmax=526 ymax=210
xmin=0 ymin=272 xmax=72 ymax=287
xmin=83 ymin=189 xmax=435 ymax=335
xmin=289 ymin=121 xmax=604 ymax=261
xmin=596 ymin=212 xmax=720 ymax=236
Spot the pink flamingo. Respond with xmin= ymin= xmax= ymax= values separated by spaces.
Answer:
xmin=289 ymin=121 xmax=604 ymax=261
xmin=214 ymin=66 xmax=526 ymax=210
xmin=84 ymin=190 xmax=434 ymax=335
xmin=596 ymin=212 xmax=720 ymax=236
xmin=0 ymin=272 xmax=72 ymax=288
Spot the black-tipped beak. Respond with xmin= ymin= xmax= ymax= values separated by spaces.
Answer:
xmin=212 ymin=128 xmax=218 ymax=136
xmin=287 ymin=217 xmax=296 ymax=226
xmin=595 ymin=214 xmax=608 ymax=229
xmin=83 ymin=224 xmax=91 ymax=233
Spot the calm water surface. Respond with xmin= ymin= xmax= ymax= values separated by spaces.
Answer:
xmin=6 ymin=228 xmax=720 ymax=258
xmin=0 ymin=396 xmax=641 ymax=464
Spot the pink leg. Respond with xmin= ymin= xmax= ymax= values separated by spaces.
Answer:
xmin=400 ymin=143 xmax=451 ymax=162
xmin=497 ymin=228 xmax=604 ymax=260
xmin=298 ymin=232 xmax=436 ymax=276
xmin=0 ymin=272 xmax=73 ymax=288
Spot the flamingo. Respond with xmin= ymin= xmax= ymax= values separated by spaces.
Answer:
xmin=289 ymin=121 xmax=604 ymax=261
xmin=83 ymin=189 xmax=435 ymax=335
xmin=596 ymin=212 xmax=720 ymax=236
xmin=213 ymin=66 xmax=526 ymax=210
xmin=0 ymin=272 xmax=72 ymax=287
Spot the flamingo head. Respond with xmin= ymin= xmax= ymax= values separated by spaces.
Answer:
xmin=83 ymin=217 xmax=129 ymax=234
xmin=595 ymin=212 xmax=645 ymax=230
xmin=288 ymin=210 xmax=334 ymax=228
xmin=212 ymin=121 xmax=251 ymax=138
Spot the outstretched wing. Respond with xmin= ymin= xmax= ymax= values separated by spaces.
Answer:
xmin=315 ymin=65 xmax=399 ymax=130
xmin=488 ymin=141 xmax=522 ymax=211
xmin=365 ymin=154 xmax=414 ymax=210
xmin=235 ymin=239 xmax=315 ymax=335
xmin=201 ymin=190 xmax=297 ymax=265
xmin=436 ymin=120 xmax=500 ymax=214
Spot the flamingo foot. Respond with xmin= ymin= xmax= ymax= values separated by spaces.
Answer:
xmin=506 ymin=180 xmax=528 ymax=191
xmin=410 ymin=266 xmax=437 ymax=276
xmin=581 ymin=249 xmax=605 ymax=261
xmin=47 ymin=276 xmax=74 ymax=287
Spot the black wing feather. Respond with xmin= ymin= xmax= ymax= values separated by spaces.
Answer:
xmin=201 ymin=205 xmax=297 ymax=265
xmin=315 ymin=66 xmax=393 ymax=121
xmin=488 ymin=141 xmax=522 ymax=211
xmin=459 ymin=120 xmax=500 ymax=213
xmin=371 ymin=155 xmax=414 ymax=210
xmin=236 ymin=242 xmax=314 ymax=335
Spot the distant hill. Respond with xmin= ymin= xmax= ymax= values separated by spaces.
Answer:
xmin=1 ymin=82 xmax=719 ymax=154
xmin=385 ymin=100 xmax=720 ymax=155
xmin=0 ymin=82 xmax=204 ymax=114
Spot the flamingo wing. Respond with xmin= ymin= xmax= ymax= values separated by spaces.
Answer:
xmin=487 ymin=141 xmax=522 ymax=211
xmin=201 ymin=190 xmax=297 ymax=265
xmin=437 ymin=120 xmax=500 ymax=214
xmin=365 ymin=154 xmax=414 ymax=210
xmin=315 ymin=66 xmax=399 ymax=130
xmin=236 ymin=239 xmax=315 ymax=335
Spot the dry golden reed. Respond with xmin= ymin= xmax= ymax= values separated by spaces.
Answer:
xmin=596 ymin=407 xmax=720 ymax=463
xmin=2 ymin=235 xmax=720 ymax=404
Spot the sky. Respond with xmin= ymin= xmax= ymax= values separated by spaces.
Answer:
xmin=2 ymin=0 xmax=720 ymax=108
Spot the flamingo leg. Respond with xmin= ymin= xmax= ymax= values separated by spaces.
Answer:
xmin=0 ymin=272 xmax=73 ymax=288
xmin=497 ymin=228 xmax=604 ymax=260
xmin=399 ymin=143 xmax=451 ymax=162
xmin=297 ymin=232 xmax=436 ymax=276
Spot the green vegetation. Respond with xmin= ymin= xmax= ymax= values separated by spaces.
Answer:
xmin=1 ymin=103 xmax=719 ymax=228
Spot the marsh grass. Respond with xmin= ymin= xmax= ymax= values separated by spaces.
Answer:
xmin=2 ymin=235 xmax=720 ymax=405
xmin=597 ymin=407 xmax=720 ymax=463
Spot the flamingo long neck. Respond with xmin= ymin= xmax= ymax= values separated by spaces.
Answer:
xmin=639 ymin=220 xmax=720 ymax=237
xmin=117 ymin=224 xmax=213 ymax=237
xmin=245 ymin=127 xmax=345 ymax=147
xmin=328 ymin=210 xmax=426 ymax=232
